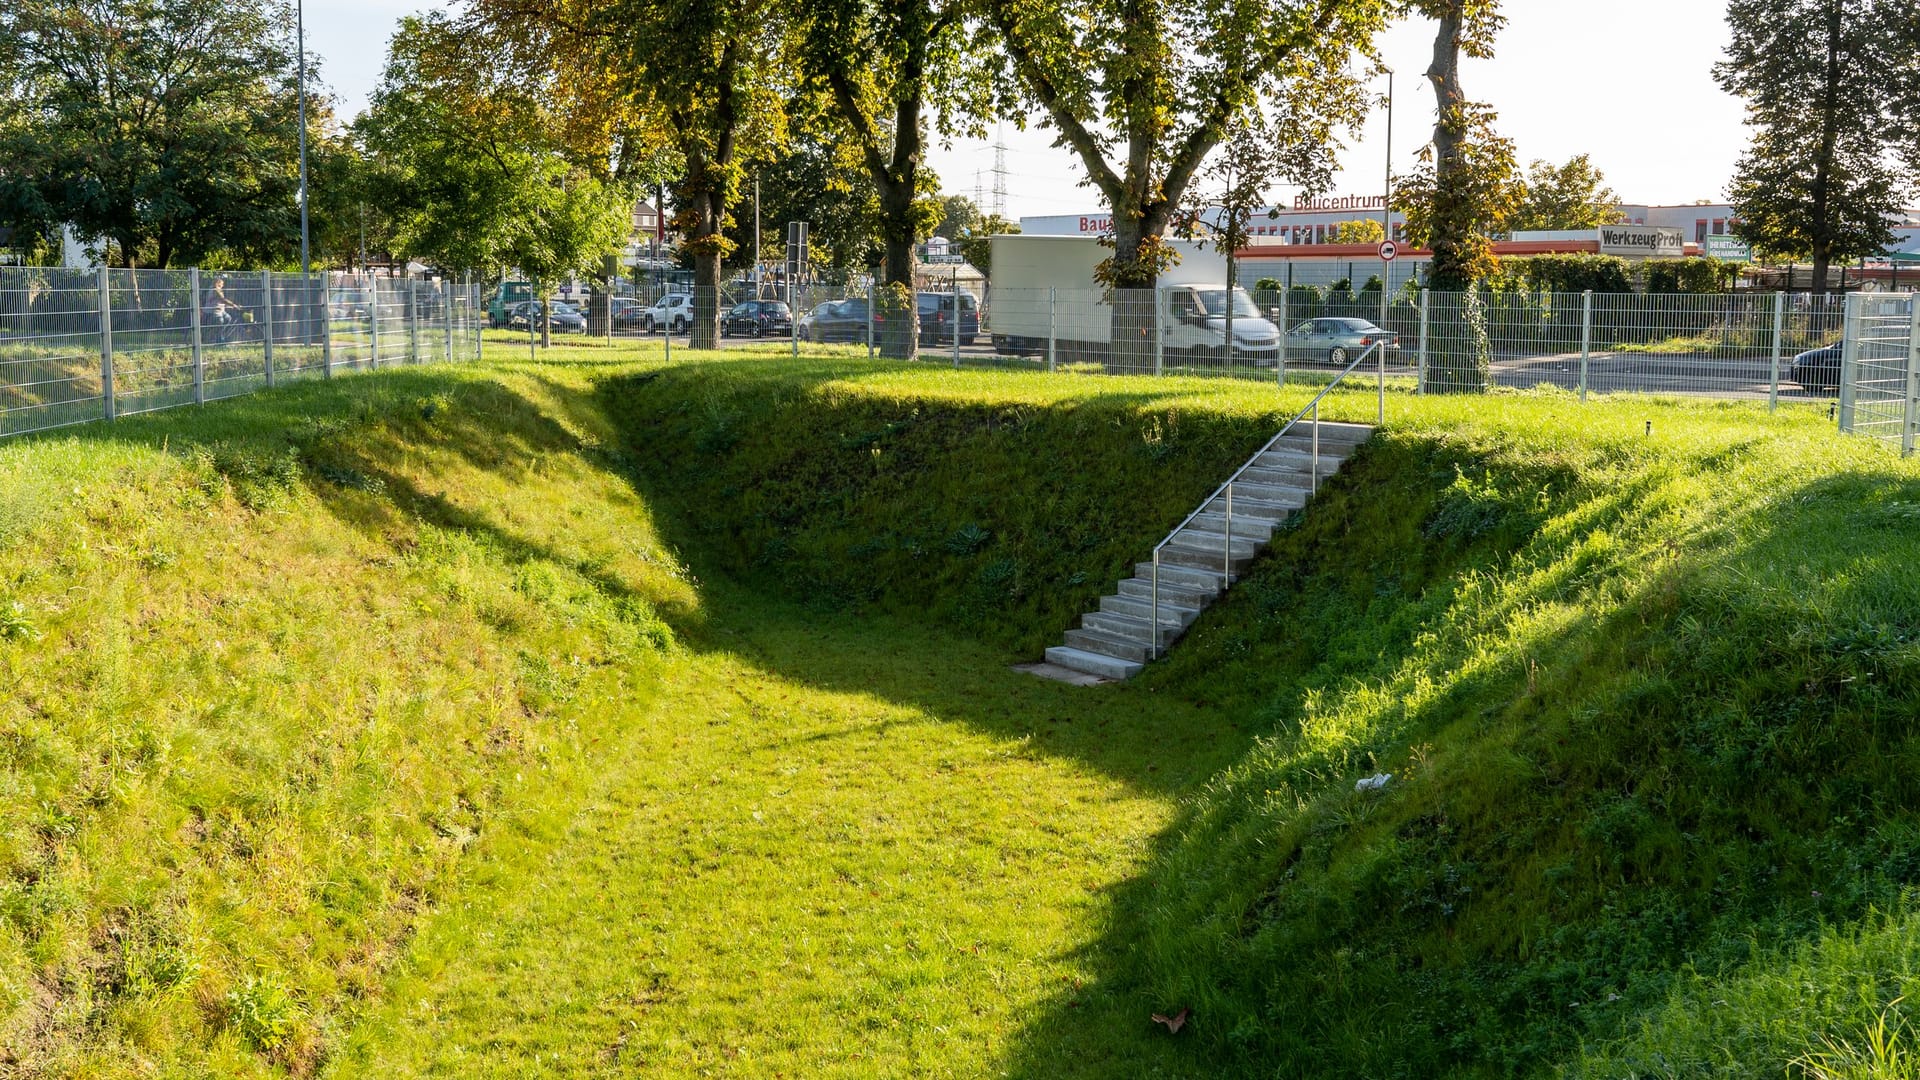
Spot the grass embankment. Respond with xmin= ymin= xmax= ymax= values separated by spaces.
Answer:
xmin=605 ymin=355 xmax=1920 ymax=1077
xmin=6 ymin=335 xmax=1920 ymax=1077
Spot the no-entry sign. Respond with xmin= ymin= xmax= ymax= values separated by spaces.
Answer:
xmin=1378 ymin=240 xmax=1398 ymax=262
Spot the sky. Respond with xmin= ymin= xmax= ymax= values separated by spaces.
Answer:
xmin=307 ymin=0 xmax=1749 ymax=220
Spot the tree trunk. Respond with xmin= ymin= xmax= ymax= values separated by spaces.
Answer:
xmin=1106 ymin=200 xmax=1170 ymax=373
xmin=1422 ymin=0 xmax=1491 ymax=393
xmin=878 ymin=202 xmax=918 ymax=360
xmin=1809 ymin=0 xmax=1843 ymax=295
xmin=685 ymin=163 xmax=726 ymax=351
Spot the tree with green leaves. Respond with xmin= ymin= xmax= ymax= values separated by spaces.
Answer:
xmin=798 ymin=0 xmax=984 ymax=357
xmin=468 ymin=0 xmax=790 ymax=349
xmin=1510 ymin=155 xmax=1622 ymax=233
xmin=360 ymin=14 xmax=632 ymax=345
xmin=0 ymin=0 xmax=313 ymax=268
xmin=1716 ymin=0 xmax=1919 ymax=293
xmin=1330 ymin=219 xmax=1387 ymax=243
xmin=730 ymin=134 xmax=885 ymax=278
xmin=982 ymin=0 xmax=1388 ymax=364
xmin=1393 ymin=0 xmax=1520 ymax=392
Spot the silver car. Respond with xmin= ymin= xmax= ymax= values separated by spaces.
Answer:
xmin=1286 ymin=317 xmax=1399 ymax=364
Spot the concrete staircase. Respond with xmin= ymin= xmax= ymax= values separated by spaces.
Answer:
xmin=1042 ymin=421 xmax=1374 ymax=681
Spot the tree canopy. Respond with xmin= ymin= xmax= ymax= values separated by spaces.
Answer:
xmin=1716 ymin=0 xmax=1919 ymax=291
xmin=0 ymin=0 xmax=312 ymax=268
xmin=1510 ymin=155 xmax=1622 ymax=232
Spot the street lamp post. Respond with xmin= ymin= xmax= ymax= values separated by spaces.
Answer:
xmin=297 ymin=0 xmax=310 ymax=277
xmin=1381 ymin=64 xmax=1393 ymax=330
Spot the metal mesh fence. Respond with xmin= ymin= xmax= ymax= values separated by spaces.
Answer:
xmin=0 ymin=266 xmax=483 ymax=441
xmin=1839 ymin=292 xmax=1918 ymax=452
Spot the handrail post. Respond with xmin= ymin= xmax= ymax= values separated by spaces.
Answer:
xmin=1150 ymin=551 xmax=1161 ymax=661
xmin=1579 ymin=290 xmax=1593 ymax=403
xmin=1768 ymin=290 xmax=1786 ymax=413
xmin=1223 ymin=482 xmax=1233 ymax=586
xmin=1310 ymin=401 xmax=1320 ymax=495
xmin=99 ymin=266 xmax=115 ymax=422
xmin=189 ymin=268 xmax=205 ymax=405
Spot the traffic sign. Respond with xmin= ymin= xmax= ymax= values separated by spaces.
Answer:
xmin=1378 ymin=240 xmax=1398 ymax=262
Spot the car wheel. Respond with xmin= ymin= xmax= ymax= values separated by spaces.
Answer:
xmin=1329 ymin=346 xmax=1349 ymax=365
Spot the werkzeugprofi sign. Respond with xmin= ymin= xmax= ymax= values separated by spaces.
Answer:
xmin=1597 ymin=226 xmax=1685 ymax=258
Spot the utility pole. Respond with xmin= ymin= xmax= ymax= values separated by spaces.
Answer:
xmin=297 ymin=0 xmax=310 ymax=277
xmin=754 ymin=174 xmax=762 ymax=298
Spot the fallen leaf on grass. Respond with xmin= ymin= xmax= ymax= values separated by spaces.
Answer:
xmin=1151 ymin=1007 xmax=1190 ymax=1034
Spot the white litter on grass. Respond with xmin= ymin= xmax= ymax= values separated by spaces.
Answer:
xmin=1355 ymin=773 xmax=1392 ymax=793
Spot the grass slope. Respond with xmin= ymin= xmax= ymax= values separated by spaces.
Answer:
xmin=7 ymin=334 xmax=1920 ymax=1078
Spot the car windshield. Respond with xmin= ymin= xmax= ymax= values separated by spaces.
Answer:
xmin=1193 ymin=288 xmax=1261 ymax=319
xmin=762 ymin=302 xmax=789 ymax=315
xmin=1342 ymin=319 xmax=1384 ymax=333
xmin=551 ymin=302 xmax=580 ymax=315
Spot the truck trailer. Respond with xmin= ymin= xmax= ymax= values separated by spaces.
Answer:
xmin=986 ymin=235 xmax=1281 ymax=365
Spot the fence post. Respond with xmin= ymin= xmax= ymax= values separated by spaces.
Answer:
xmin=952 ymin=267 xmax=961 ymax=369
xmin=1276 ymin=285 xmax=1287 ymax=387
xmin=446 ymin=282 xmax=455 ymax=363
xmin=98 ymin=267 xmax=116 ymax=421
xmin=792 ymin=283 xmax=800 ymax=360
xmin=1417 ymin=288 xmax=1429 ymax=395
xmin=1579 ymin=290 xmax=1592 ymax=403
xmin=1153 ymin=287 xmax=1163 ymax=376
xmin=1838 ymin=292 xmax=1860 ymax=433
xmin=321 ymin=273 xmax=334 ymax=377
xmin=1907 ymin=298 xmax=1920 ymax=456
xmin=1768 ymin=290 xmax=1786 ymax=413
xmin=190 ymin=268 xmax=206 ymax=405
xmin=1047 ymin=286 xmax=1057 ymax=373
xmin=261 ymin=271 xmax=276 ymax=388
xmin=369 ymin=280 xmax=381 ymax=367
xmin=409 ymin=282 xmax=421 ymax=363
xmin=867 ymin=283 xmax=875 ymax=358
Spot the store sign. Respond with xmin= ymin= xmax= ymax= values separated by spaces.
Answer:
xmin=1078 ymin=215 xmax=1113 ymax=234
xmin=1701 ymin=235 xmax=1752 ymax=262
xmin=1292 ymin=194 xmax=1388 ymax=212
xmin=1598 ymin=225 xmax=1685 ymax=258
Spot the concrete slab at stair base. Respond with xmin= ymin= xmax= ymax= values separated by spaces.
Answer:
xmin=1043 ymin=646 xmax=1143 ymax=681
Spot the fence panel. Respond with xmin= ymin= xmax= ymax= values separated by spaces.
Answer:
xmin=0 ymin=266 xmax=483 ymax=442
xmin=1840 ymin=292 xmax=1917 ymax=451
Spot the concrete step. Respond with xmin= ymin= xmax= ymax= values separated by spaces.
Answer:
xmin=1132 ymin=563 xmax=1225 ymax=598
xmin=1156 ymin=544 xmax=1255 ymax=576
xmin=1280 ymin=421 xmax=1372 ymax=444
xmin=1202 ymin=493 xmax=1301 ymax=521
xmin=1082 ymin=609 xmax=1180 ymax=646
xmin=1117 ymin=575 xmax=1217 ymax=609
xmin=1216 ymin=480 xmax=1313 ymax=505
xmin=1268 ymin=432 xmax=1367 ymax=455
xmin=1044 ymin=645 xmax=1143 ymax=681
xmin=1101 ymin=594 xmax=1200 ymax=627
xmin=1167 ymin=527 xmax=1266 ymax=556
xmin=1255 ymin=450 xmax=1347 ymax=472
xmin=1064 ymin=626 xmax=1155 ymax=664
xmin=1188 ymin=512 xmax=1275 ymax=541
xmin=1234 ymin=465 xmax=1320 ymax=489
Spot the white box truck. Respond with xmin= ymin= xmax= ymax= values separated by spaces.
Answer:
xmin=986 ymin=235 xmax=1281 ymax=364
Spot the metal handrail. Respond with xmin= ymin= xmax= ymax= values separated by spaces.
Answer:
xmin=1148 ymin=340 xmax=1386 ymax=657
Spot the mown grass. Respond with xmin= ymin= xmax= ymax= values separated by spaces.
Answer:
xmin=5 ymin=331 xmax=1920 ymax=1077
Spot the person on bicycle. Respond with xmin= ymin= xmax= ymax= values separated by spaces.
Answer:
xmin=203 ymin=277 xmax=245 ymax=340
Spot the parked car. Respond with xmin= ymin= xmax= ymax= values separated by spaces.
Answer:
xmin=805 ymin=298 xmax=873 ymax=343
xmin=917 ymin=291 xmax=980 ymax=346
xmin=1285 ymin=317 xmax=1399 ymax=364
xmin=722 ymin=300 xmax=794 ymax=337
xmin=643 ymin=293 xmax=695 ymax=332
xmin=611 ymin=297 xmax=649 ymax=330
xmin=1789 ymin=341 xmax=1843 ymax=394
xmin=507 ymin=300 xmax=587 ymax=333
